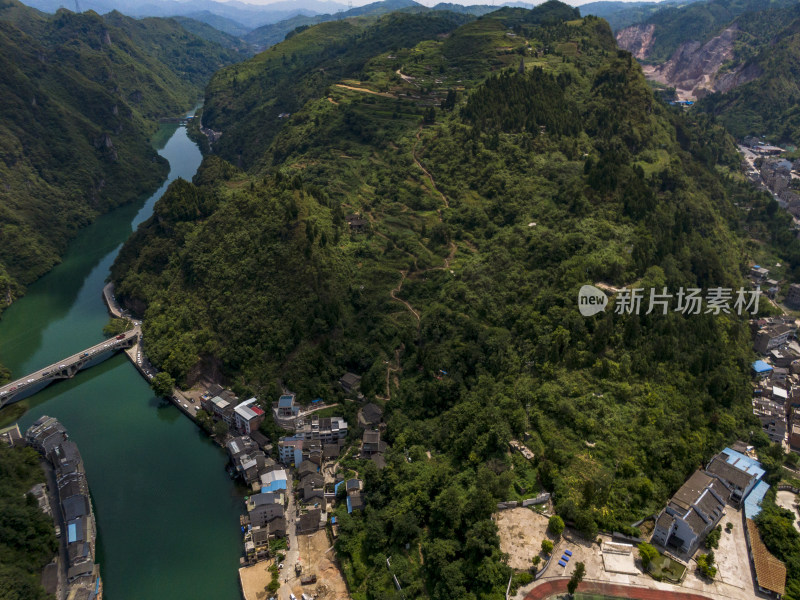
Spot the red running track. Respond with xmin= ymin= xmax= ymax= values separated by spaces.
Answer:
xmin=523 ymin=578 xmax=713 ymax=600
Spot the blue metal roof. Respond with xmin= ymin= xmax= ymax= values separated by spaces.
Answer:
xmin=558 ymin=560 xmax=566 ymax=567
xmin=346 ymin=496 xmax=352 ymax=514
xmin=753 ymin=360 xmax=773 ymax=374
xmin=278 ymin=395 xmax=294 ymax=408
xmin=335 ymin=480 xmax=345 ymax=494
xmin=312 ymin=398 xmax=323 ymax=404
xmin=744 ymin=480 xmax=771 ymax=519
xmin=262 ymin=480 xmax=287 ymax=493
xmin=68 ymin=523 xmax=77 ymax=543
xmin=722 ymin=448 xmax=766 ymax=481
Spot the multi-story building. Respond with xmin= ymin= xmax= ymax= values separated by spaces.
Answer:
xmin=755 ymin=322 xmax=796 ymax=354
xmin=203 ymin=395 xmax=235 ymax=427
xmin=651 ymin=470 xmax=730 ymax=554
xmin=705 ymin=448 xmax=764 ymax=505
xmin=295 ymin=416 xmax=348 ymax=444
xmin=278 ymin=436 xmax=304 ymax=466
xmin=233 ymin=398 xmax=266 ymax=434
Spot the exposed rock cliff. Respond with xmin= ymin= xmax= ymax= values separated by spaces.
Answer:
xmin=616 ymin=23 xmax=656 ymax=59
xmin=618 ymin=23 xmax=761 ymax=99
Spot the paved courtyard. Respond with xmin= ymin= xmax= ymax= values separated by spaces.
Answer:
xmin=514 ymin=506 xmax=768 ymax=600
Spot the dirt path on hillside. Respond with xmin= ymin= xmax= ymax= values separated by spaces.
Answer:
xmin=413 ymin=126 xmax=449 ymax=209
xmin=334 ymin=84 xmax=396 ymax=98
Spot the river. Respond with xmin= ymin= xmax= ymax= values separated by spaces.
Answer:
xmin=0 ymin=121 xmax=244 ymax=599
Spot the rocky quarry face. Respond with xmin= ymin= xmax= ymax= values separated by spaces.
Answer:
xmin=616 ymin=23 xmax=762 ymax=99
xmin=616 ymin=24 xmax=656 ymax=60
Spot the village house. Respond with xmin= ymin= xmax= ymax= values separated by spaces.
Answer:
xmin=297 ymin=459 xmax=318 ymax=478
xmin=226 ymin=436 xmax=268 ymax=485
xmin=344 ymin=215 xmax=367 ymax=234
xmin=295 ymin=416 xmax=348 ymax=444
xmin=278 ymin=436 xmax=304 ymax=465
xmin=233 ymin=398 xmax=266 ymax=434
xmin=276 ymin=393 xmax=300 ymax=419
xmin=358 ymin=402 xmax=383 ymax=429
xmin=339 ymin=372 xmax=362 ymax=394
xmin=361 ymin=430 xmax=387 ymax=457
xmin=244 ymin=526 xmax=271 ymax=562
xmin=297 ymin=509 xmax=323 ymax=534
xmin=651 ymin=470 xmax=730 ymax=554
xmin=323 ymin=443 xmax=341 ymax=461
xmin=787 ymin=283 xmax=800 ymax=310
xmin=705 ymin=448 xmax=764 ymax=505
xmin=203 ymin=395 xmax=236 ymax=427
xmin=306 ymin=440 xmax=323 ymax=465
xmin=754 ymin=322 xmax=796 ymax=354
xmin=751 ymin=265 xmax=770 ymax=282
xmin=247 ymin=492 xmax=284 ymax=528
xmin=753 ymin=397 xmax=788 ymax=444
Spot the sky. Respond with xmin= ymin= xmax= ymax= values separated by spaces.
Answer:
xmin=208 ymin=0 xmax=664 ymax=7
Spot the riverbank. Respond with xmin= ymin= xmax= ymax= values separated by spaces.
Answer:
xmin=26 ymin=416 xmax=103 ymax=600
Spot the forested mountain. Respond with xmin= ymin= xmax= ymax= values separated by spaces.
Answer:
xmin=172 ymin=12 xmax=252 ymax=40
xmin=0 ymin=0 xmax=241 ymax=324
xmin=240 ymin=0 xmax=494 ymax=50
xmin=204 ymin=10 xmax=475 ymax=167
xmin=111 ymin=2 xmax=774 ymax=596
xmin=19 ymin=0 xmax=347 ymax=29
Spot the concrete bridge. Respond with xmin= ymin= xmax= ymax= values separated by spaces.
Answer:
xmin=0 ymin=328 xmax=139 ymax=408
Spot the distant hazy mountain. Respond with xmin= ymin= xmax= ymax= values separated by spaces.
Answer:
xmin=579 ymin=0 xmax=701 ymax=31
xmin=172 ymin=15 xmax=253 ymax=51
xmin=244 ymin=0 xmax=502 ymax=48
xmin=19 ymin=0 xmax=351 ymax=28
xmin=181 ymin=10 xmax=251 ymax=36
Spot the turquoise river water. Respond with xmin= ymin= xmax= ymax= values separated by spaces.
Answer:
xmin=0 ymin=122 xmax=244 ymax=599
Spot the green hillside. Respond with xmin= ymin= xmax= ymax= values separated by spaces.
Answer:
xmin=241 ymin=0 xmax=493 ymax=51
xmin=203 ymin=10 xmax=474 ymax=168
xmin=0 ymin=0 xmax=241 ymax=324
xmin=110 ymin=2 xmax=774 ymax=596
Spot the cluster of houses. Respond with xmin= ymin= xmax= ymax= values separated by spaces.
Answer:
xmin=743 ymin=137 xmax=785 ymax=156
xmin=760 ymin=158 xmax=800 ymax=216
xmin=740 ymin=140 xmax=800 ymax=237
xmin=651 ymin=444 xmax=785 ymax=598
xmin=220 ymin=373 xmax=380 ymax=566
xmin=25 ymin=416 xmax=102 ymax=600
xmin=201 ymin=386 xmax=268 ymax=441
xmin=750 ymin=264 xmax=784 ymax=301
xmin=750 ymin=317 xmax=800 ymax=447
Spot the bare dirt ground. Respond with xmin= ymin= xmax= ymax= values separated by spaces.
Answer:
xmin=293 ymin=530 xmax=350 ymax=600
xmin=239 ymin=559 xmax=275 ymax=600
xmin=776 ymin=490 xmax=800 ymax=532
xmin=495 ymin=508 xmax=552 ymax=570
